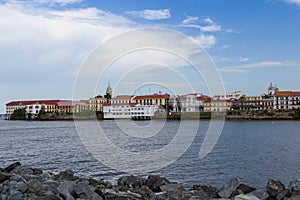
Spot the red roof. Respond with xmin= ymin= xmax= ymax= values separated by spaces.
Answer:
xmin=133 ymin=95 xmax=169 ymax=100
xmin=275 ymin=91 xmax=300 ymax=97
xmin=6 ymin=100 xmax=61 ymax=106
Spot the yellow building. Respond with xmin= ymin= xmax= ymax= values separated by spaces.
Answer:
xmin=132 ymin=94 xmax=170 ymax=107
xmin=204 ymin=99 xmax=233 ymax=112
xmin=88 ymin=95 xmax=107 ymax=112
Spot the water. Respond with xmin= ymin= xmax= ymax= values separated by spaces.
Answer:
xmin=0 ymin=119 xmax=299 ymax=188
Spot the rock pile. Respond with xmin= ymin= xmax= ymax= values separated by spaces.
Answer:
xmin=0 ymin=162 xmax=299 ymax=200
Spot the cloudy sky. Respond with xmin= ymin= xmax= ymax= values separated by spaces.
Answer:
xmin=1 ymin=0 xmax=300 ymax=113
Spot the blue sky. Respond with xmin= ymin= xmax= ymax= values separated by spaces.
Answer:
xmin=0 ymin=0 xmax=300 ymax=113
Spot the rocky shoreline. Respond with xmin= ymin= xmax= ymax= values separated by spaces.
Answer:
xmin=0 ymin=162 xmax=299 ymax=200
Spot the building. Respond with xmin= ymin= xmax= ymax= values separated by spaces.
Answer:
xmin=268 ymin=82 xmax=279 ymax=96
xmin=6 ymin=100 xmax=61 ymax=119
xmin=170 ymin=94 xmax=209 ymax=113
xmin=203 ymin=99 xmax=234 ymax=112
xmin=240 ymin=95 xmax=263 ymax=110
xmin=132 ymin=94 xmax=170 ymax=107
xmin=25 ymin=104 xmax=43 ymax=119
xmin=5 ymin=100 xmax=80 ymax=119
xmin=212 ymin=91 xmax=242 ymax=101
xmin=274 ymin=91 xmax=300 ymax=110
xmin=88 ymin=95 xmax=107 ymax=112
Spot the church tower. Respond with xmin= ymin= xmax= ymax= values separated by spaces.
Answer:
xmin=268 ymin=82 xmax=278 ymax=96
xmin=106 ymin=83 xmax=112 ymax=97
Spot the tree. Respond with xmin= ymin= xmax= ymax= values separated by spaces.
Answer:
xmin=10 ymin=108 xmax=26 ymax=120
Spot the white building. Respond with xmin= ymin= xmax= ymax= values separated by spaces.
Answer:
xmin=26 ymin=104 xmax=43 ymax=119
xmin=170 ymin=94 xmax=209 ymax=112
xmin=274 ymin=91 xmax=300 ymax=110
xmin=213 ymin=91 xmax=242 ymax=100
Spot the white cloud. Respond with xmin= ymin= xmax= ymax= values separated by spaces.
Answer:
xmin=126 ymin=9 xmax=171 ymax=20
xmin=192 ymin=34 xmax=216 ymax=48
xmin=283 ymin=0 xmax=300 ymax=7
xmin=181 ymin=16 xmax=198 ymax=25
xmin=2 ymin=0 xmax=84 ymax=6
xmin=180 ymin=16 xmax=222 ymax=32
xmin=239 ymin=57 xmax=250 ymax=62
xmin=220 ymin=60 xmax=300 ymax=73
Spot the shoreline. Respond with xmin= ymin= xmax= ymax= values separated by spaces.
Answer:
xmin=0 ymin=162 xmax=299 ymax=199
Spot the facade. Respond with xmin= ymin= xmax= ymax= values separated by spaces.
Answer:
xmin=212 ymin=91 xmax=242 ymax=100
xmin=88 ymin=95 xmax=107 ymax=112
xmin=170 ymin=94 xmax=208 ymax=113
xmin=241 ymin=95 xmax=263 ymax=110
xmin=25 ymin=104 xmax=43 ymax=119
xmin=6 ymin=100 xmax=61 ymax=119
xmin=274 ymin=91 xmax=300 ymax=110
xmin=204 ymin=99 xmax=234 ymax=112
xmin=132 ymin=94 xmax=170 ymax=107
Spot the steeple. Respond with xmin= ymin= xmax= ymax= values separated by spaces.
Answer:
xmin=106 ymin=83 xmax=112 ymax=97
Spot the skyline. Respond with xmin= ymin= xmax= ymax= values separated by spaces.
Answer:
xmin=1 ymin=0 xmax=300 ymax=113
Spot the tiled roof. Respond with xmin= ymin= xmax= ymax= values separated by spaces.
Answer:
xmin=6 ymin=100 xmax=61 ymax=106
xmin=274 ymin=91 xmax=300 ymax=97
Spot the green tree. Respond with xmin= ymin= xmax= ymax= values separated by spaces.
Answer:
xmin=10 ymin=108 xmax=26 ymax=120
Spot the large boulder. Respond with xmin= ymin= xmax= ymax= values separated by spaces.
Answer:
xmin=267 ymin=179 xmax=285 ymax=197
xmin=234 ymin=183 xmax=256 ymax=195
xmin=218 ymin=178 xmax=240 ymax=198
xmin=145 ymin=175 xmax=170 ymax=192
xmin=249 ymin=188 xmax=269 ymax=200
xmin=4 ymin=162 xmax=21 ymax=173
xmin=186 ymin=184 xmax=219 ymax=199
xmin=158 ymin=183 xmax=185 ymax=200
xmin=117 ymin=175 xmax=145 ymax=190
xmin=0 ymin=173 xmax=11 ymax=184
xmin=53 ymin=170 xmax=78 ymax=181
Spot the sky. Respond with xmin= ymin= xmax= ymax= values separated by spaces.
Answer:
xmin=1 ymin=0 xmax=300 ymax=113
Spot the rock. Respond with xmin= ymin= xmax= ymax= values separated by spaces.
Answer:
xmin=12 ymin=165 xmax=33 ymax=174
xmin=158 ymin=183 xmax=185 ymax=200
xmin=16 ymin=182 xmax=29 ymax=193
xmin=145 ymin=175 xmax=170 ymax=192
xmin=250 ymin=188 xmax=269 ymax=200
xmin=218 ymin=178 xmax=240 ymax=198
xmin=234 ymin=194 xmax=260 ymax=200
xmin=284 ymin=195 xmax=300 ymax=200
xmin=267 ymin=179 xmax=285 ymax=197
xmin=187 ymin=184 xmax=219 ymax=199
xmin=31 ymin=168 xmax=43 ymax=175
xmin=102 ymin=189 xmax=141 ymax=200
xmin=0 ymin=173 xmax=11 ymax=184
xmin=235 ymin=183 xmax=256 ymax=195
xmin=58 ymin=181 xmax=75 ymax=200
xmin=10 ymin=175 xmax=25 ymax=183
xmin=41 ymin=195 xmax=61 ymax=200
xmin=289 ymin=180 xmax=300 ymax=196
xmin=7 ymin=191 xmax=24 ymax=200
xmin=117 ymin=175 xmax=145 ymax=190
xmin=72 ymin=181 xmax=94 ymax=199
xmin=53 ymin=170 xmax=78 ymax=181
xmin=4 ymin=162 xmax=21 ymax=173
xmin=0 ymin=194 xmax=8 ymax=200
xmin=276 ymin=189 xmax=289 ymax=200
